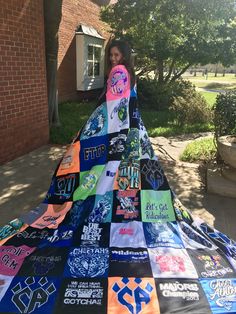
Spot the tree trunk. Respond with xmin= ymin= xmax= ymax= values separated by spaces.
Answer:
xmin=215 ymin=65 xmax=218 ymax=77
xmin=44 ymin=0 xmax=62 ymax=126
xmin=48 ymin=58 xmax=60 ymax=125
xmin=157 ymin=59 xmax=164 ymax=83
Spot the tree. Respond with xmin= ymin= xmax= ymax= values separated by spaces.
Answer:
xmin=44 ymin=0 xmax=62 ymax=126
xmin=101 ymin=0 xmax=236 ymax=84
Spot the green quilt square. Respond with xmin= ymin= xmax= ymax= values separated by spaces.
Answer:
xmin=73 ymin=165 xmax=105 ymax=201
xmin=141 ymin=190 xmax=176 ymax=222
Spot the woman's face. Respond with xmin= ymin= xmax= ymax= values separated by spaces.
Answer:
xmin=110 ymin=46 xmax=123 ymax=67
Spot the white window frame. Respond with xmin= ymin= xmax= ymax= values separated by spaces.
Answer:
xmin=76 ymin=28 xmax=105 ymax=91
xmin=87 ymin=44 xmax=102 ymax=78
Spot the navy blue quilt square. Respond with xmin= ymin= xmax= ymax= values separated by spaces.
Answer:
xmin=143 ymin=221 xmax=184 ymax=249
xmin=63 ymin=247 xmax=109 ymax=278
xmin=39 ymin=224 xmax=75 ymax=248
xmin=0 ymin=276 xmax=60 ymax=313
xmin=129 ymin=99 xmax=140 ymax=129
xmin=43 ymin=173 xmax=80 ymax=204
xmin=61 ymin=196 xmax=95 ymax=230
xmin=79 ymin=135 xmax=108 ymax=172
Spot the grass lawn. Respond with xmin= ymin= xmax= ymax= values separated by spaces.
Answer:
xmin=141 ymin=109 xmax=213 ymax=137
xmin=185 ymin=73 xmax=236 ymax=97
xmin=199 ymin=91 xmax=218 ymax=108
xmin=180 ymin=137 xmax=217 ymax=163
xmin=184 ymin=72 xmax=236 ymax=82
xmin=184 ymin=72 xmax=236 ymax=107
xmin=50 ymin=101 xmax=95 ymax=144
xmin=50 ymin=101 xmax=214 ymax=144
xmin=185 ymin=73 xmax=236 ymax=107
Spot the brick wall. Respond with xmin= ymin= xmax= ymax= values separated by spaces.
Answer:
xmin=0 ymin=0 xmax=49 ymax=164
xmin=58 ymin=0 xmax=111 ymax=103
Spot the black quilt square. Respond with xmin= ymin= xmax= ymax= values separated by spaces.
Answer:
xmin=140 ymin=159 xmax=170 ymax=191
xmin=54 ymin=278 xmax=108 ymax=314
xmin=109 ymin=247 xmax=152 ymax=277
xmin=73 ymin=222 xmax=110 ymax=247
xmin=107 ymin=130 xmax=128 ymax=161
xmin=187 ymin=248 xmax=236 ymax=279
xmin=18 ymin=247 xmax=69 ymax=276
xmin=155 ymin=278 xmax=211 ymax=314
xmin=4 ymin=226 xmax=53 ymax=247
xmin=112 ymin=189 xmax=141 ymax=222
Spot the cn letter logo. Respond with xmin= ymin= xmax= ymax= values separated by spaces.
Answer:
xmin=112 ymin=278 xmax=153 ymax=314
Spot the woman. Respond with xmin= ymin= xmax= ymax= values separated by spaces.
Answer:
xmin=0 ymin=40 xmax=236 ymax=314
xmin=97 ymin=39 xmax=135 ymax=107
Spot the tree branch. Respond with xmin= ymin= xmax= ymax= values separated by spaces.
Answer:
xmin=170 ymin=63 xmax=192 ymax=82
xmin=164 ymin=58 xmax=176 ymax=82
xmin=136 ymin=66 xmax=155 ymax=78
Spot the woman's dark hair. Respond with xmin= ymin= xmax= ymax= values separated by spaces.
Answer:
xmin=106 ymin=39 xmax=136 ymax=88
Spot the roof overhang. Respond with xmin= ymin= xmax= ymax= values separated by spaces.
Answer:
xmin=75 ymin=24 xmax=105 ymax=40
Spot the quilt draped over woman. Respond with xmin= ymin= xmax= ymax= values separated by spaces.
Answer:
xmin=0 ymin=65 xmax=236 ymax=314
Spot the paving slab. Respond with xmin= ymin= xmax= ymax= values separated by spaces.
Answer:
xmin=0 ymin=137 xmax=235 ymax=240
xmin=0 ymin=145 xmax=66 ymax=225
xmin=152 ymin=135 xmax=236 ymax=240
xmin=207 ymin=168 xmax=236 ymax=199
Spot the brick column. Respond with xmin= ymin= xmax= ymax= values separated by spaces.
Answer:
xmin=0 ymin=0 xmax=49 ymax=164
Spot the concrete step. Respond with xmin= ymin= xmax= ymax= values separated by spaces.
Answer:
xmin=207 ymin=168 xmax=236 ymax=199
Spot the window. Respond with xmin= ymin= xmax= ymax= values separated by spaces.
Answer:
xmin=87 ymin=45 xmax=101 ymax=77
xmin=76 ymin=24 xmax=105 ymax=90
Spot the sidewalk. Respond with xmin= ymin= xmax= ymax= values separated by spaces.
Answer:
xmin=151 ymin=135 xmax=236 ymax=240
xmin=0 ymin=145 xmax=66 ymax=226
xmin=0 ymin=139 xmax=235 ymax=240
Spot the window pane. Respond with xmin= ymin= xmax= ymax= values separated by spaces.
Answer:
xmin=94 ymin=62 xmax=100 ymax=76
xmin=88 ymin=45 xmax=93 ymax=60
xmin=88 ymin=61 xmax=93 ymax=76
xmin=94 ymin=47 xmax=101 ymax=61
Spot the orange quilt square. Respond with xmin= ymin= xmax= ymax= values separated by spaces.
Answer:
xmin=108 ymin=277 xmax=160 ymax=314
xmin=56 ymin=141 xmax=80 ymax=176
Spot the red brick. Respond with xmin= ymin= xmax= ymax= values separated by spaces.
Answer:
xmin=57 ymin=0 xmax=111 ymax=103
xmin=0 ymin=0 xmax=112 ymax=164
xmin=0 ymin=0 xmax=49 ymax=164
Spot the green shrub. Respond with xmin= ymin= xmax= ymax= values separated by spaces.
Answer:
xmin=180 ymin=138 xmax=216 ymax=163
xmin=137 ymin=78 xmax=213 ymax=127
xmin=170 ymin=83 xmax=213 ymax=126
xmin=137 ymin=78 xmax=173 ymax=110
xmin=213 ymin=90 xmax=236 ymax=139
xmin=138 ymin=78 xmax=194 ymax=110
